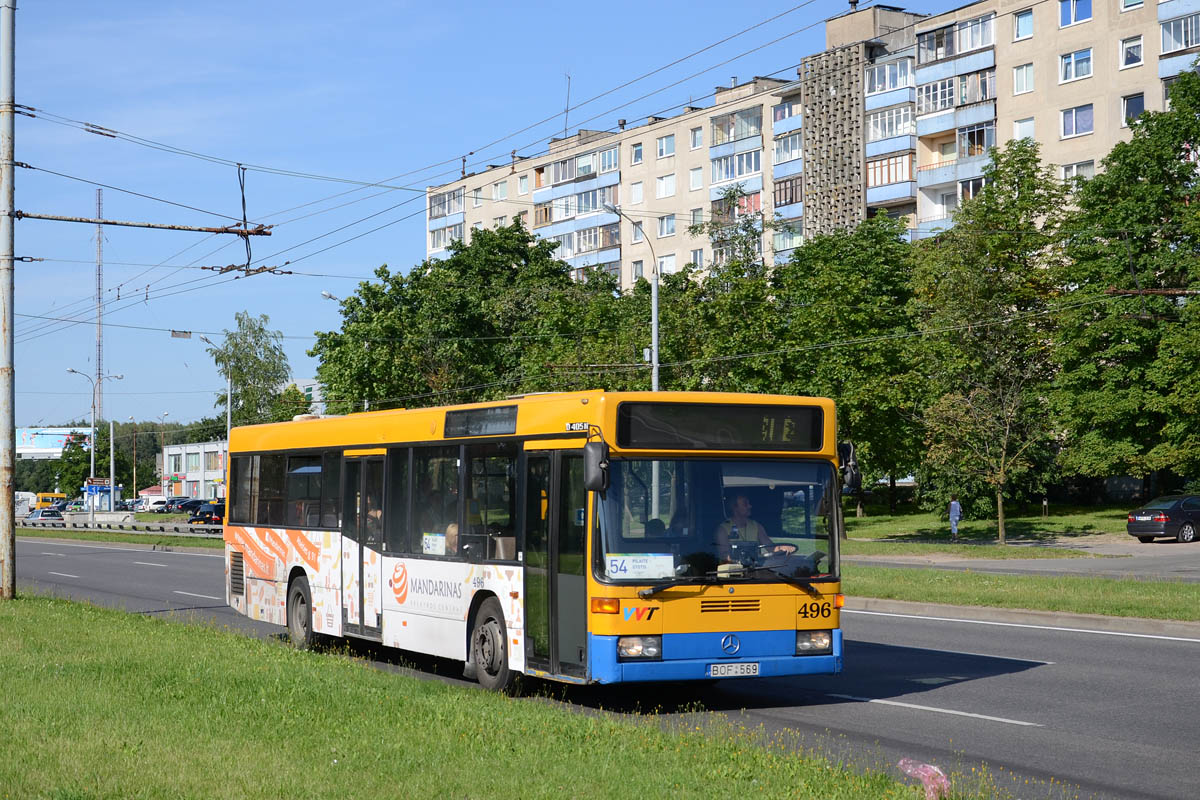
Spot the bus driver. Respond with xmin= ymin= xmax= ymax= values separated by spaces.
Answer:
xmin=715 ymin=493 xmax=794 ymax=561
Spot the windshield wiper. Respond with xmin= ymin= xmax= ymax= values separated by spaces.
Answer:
xmin=637 ymin=577 xmax=710 ymax=598
xmin=740 ymin=565 xmax=824 ymax=596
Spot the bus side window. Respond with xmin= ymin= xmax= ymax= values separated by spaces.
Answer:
xmin=386 ymin=447 xmax=410 ymax=553
xmin=320 ymin=452 xmax=341 ymax=528
xmin=465 ymin=441 xmax=518 ymax=561
xmin=413 ymin=446 xmax=459 ymax=557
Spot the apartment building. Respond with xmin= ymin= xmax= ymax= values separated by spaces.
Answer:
xmin=426 ymin=1 xmax=1200 ymax=284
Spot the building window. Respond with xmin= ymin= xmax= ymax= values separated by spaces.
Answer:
xmin=1121 ymin=36 xmax=1143 ymax=69
xmin=494 ymin=216 xmax=506 ymax=227
xmin=866 ymin=155 xmax=912 ymax=187
xmin=774 ymin=132 xmax=802 ymax=163
xmin=632 ymin=222 xmax=644 ymax=243
xmin=632 ymin=260 xmax=644 ymax=279
xmin=630 ymin=182 xmax=643 ymax=205
xmin=690 ymin=207 xmax=704 ymax=226
xmin=655 ymin=173 xmax=676 ymax=199
xmin=1014 ymin=117 xmax=1035 ymax=139
xmin=773 ymin=175 xmax=803 ymax=207
xmin=1162 ymin=14 xmax=1200 ymax=55
xmin=1060 ymin=48 xmax=1093 ymax=82
xmin=864 ymin=59 xmax=913 ymax=94
xmin=916 ymin=78 xmax=955 ymax=114
xmin=657 ymin=134 xmax=675 ymax=158
xmin=472 ymin=187 xmax=482 ymax=208
xmin=428 ymin=187 xmax=464 ymax=219
xmin=689 ymin=167 xmax=703 ymax=191
xmin=690 ymin=127 xmax=703 ymax=149
xmin=657 ymin=214 xmax=676 ymax=238
xmin=711 ymin=107 xmax=763 ymax=145
xmin=551 ymin=231 xmax=575 ymax=259
xmin=956 ymin=13 xmax=995 ymax=52
xmin=772 ymin=100 xmax=800 ymax=122
xmin=631 ymin=143 xmax=643 ymax=164
xmin=689 ymin=248 xmax=704 ymax=266
xmin=599 ymin=147 xmax=619 ymax=173
xmin=429 ymin=223 xmax=463 ymax=250
xmin=186 ymin=452 xmax=201 ymax=471
xmin=1013 ymin=63 xmax=1033 ymax=95
xmin=866 ymin=106 xmax=914 ymax=141
xmin=773 ymin=226 xmax=803 ymax=252
xmin=1014 ymin=8 xmax=1033 ymax=40
xmin=958 ymin=121 xmax=996 ymax=157
xmin=533 ymin=203 xmax=551 ymax=227
xmin=959 ymin=68 xmax=995 ymax=104
xmin=658 ymin=254 xmax=676 ymax=275
xmin=576 ymin=226 xmax=600 ymax=254
xmin=517 ymin=175 xmax=529 ymax=195
xmin=492 ymin=181 xmax=507 ymax=201
xmin=1123 ymin=93 xmax=1145 ymax=126
xmin=960 ymin=176 xmax=986 ymax=201
xmin=1121 ymin=0 xmax=1142 ymax=10
xmin=917 ymin=25 xmax=955 ymax=64
xmin=1061 ymin=161 xmax=1095 ymax=180
xmin=1061 ymin=104 xmax=1094 ymax=138
xmin=551 ymin=195 xmax=577 ymax=222
xmin=1059 ymin=0 xmax=1090 ymax=27
xmin=205 ymin=451 xmax=220 ymax=471
xmin=711 ymin=149 xmax=762 ymax=183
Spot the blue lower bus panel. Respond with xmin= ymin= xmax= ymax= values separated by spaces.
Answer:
xmin=588 ymin=629 xmax=843 ymax=684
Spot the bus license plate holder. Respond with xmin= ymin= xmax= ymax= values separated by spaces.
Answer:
xmin=708 ymin=662 xmax=759 ymax=678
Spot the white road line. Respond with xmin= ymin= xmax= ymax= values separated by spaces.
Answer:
xmin=134 ymin=561 xmax=169 ymax=567
xmin=47 ymin=571 xmax=78 ymax=579
xmin=828 ymin=693 xmax=1042 ymax=727
xmin=173 ymin=590 xmax=221 ymax=601
xmin=40 ymin=552 xmax=65 ymax=556
xmin=844 ymin=609 xmax=1200 ymax=644
xmin=19 ymin=539 xmax=223 ymax=558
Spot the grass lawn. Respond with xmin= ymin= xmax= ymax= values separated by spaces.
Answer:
xmin=0 ymin=595 xmax=1003 ymax=800
xmin=17 ymin=526 xmax=221 ymax=549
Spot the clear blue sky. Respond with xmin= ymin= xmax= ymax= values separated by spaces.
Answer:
xmin=15 ymin=0 xmax=961 ymax=429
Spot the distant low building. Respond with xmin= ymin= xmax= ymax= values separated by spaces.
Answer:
xmin=162 ymin=440 xmax=227 ymax=500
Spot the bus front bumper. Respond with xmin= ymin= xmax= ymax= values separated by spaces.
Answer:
xmin=587 ymin=629 xmax=843 ymax=684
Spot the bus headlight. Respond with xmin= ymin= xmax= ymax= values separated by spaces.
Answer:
xmin=617 ymin=635 xmax=662 ymax=660
xmin=796 ymin=630 xmax=833 ymax=655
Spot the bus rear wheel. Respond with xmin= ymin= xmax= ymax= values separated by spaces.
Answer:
xmin=471 ymin=597 xmax=512 ymax=692
xmin=287 ymin=576 xmax=314 ymax=650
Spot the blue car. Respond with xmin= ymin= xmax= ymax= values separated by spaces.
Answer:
xmin=1126 ymin=495 xmax=1200 ymax=543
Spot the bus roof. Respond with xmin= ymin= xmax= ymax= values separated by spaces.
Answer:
xmin=229 ymin=390 xmax=837 ymax=457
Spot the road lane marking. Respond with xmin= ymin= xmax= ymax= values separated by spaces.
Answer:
xmin=18 ymin=539 xmax=223 ymax=558
xmin=134 ymin=561 xmax=169 ymax=567
xmin=47 ymin=571 xmax=79 ymax=579
xmin=844 ymin=609 xmax=1200 ymax=644
xmin=40 ymin=552 xmax=65 ymax=556
xmin=173 ymin=590 xmax=221 ymax=601
xmin=828 ymin=693 xmax=1042 ymax=727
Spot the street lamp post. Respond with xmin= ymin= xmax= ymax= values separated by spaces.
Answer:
xmin=128 ymin=416 xmax=137 ymax=510
xmin=158 ymin=411 xmax=169 ymax=504
xmin=66 ymin=368 xmax=123 ymax=527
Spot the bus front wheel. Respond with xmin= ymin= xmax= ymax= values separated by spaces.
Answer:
xmin=471 ymin=597 xmax=512 ymax=692
xmin=287 ymin=576 xmax=314 ymax=650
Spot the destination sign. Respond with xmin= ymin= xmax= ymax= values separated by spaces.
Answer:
xmin=616 ymin=402 xmax=823 ymax=451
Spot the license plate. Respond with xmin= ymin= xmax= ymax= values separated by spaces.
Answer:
xmin=708 ymin=662 xmax=759 ymax=678
xmin=1136 ymin=515 xmax=1152 ymax=521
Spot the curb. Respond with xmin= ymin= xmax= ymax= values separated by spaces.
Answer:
xmin=844 ymin=596 xmax=1200 ymax=638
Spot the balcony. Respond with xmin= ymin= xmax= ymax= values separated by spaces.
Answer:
xmin=916 ymin=152 xmax=989 ymax=188
xmin=772 ymin=114 xmax=803 ymax=136
xmin=867 ymin=181 xmax=917 ymax=206
xmin=914 ymin=47 xmax=994 ymax=84
xmin=1159 ymin=0 xmax=1200 ymax=22
xmin=866 ymin=134 xmax=916 ymax=158
xmin=911 ymin=215 xmax=955 ymax=240
xmin=865 ymin=86 xmax=916 ymax=112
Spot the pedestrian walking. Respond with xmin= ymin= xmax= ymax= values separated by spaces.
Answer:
xmin=948 ymin=495 xmax=963 ymax=543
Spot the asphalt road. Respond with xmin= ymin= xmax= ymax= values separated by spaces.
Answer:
xmin=13 ymin=535 xmax=1200 ymax=799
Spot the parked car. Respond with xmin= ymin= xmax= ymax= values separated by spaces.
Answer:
xmin=188 ymin=503 xmax=224 ymax=525
xmin=65 ymin=501 xmax=85 ymax=512
xmin=160 ymin=496 xmax=191 ymax=513
xmin=26 ymin=508 xmax=63 ymax=521
xmin=146 ymin=499 xmax=167 ymax=513
xmin=50 ymin=500 xmax=68 ymax=512
xmin=178 ymin=499 xmax=205 ymax=515
xmin=1126 ymin=495 xmax=1200 ymax=543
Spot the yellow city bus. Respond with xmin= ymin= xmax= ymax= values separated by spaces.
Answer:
xmin=223 ymin=391 xmax=848 ymax=690
xmin=35 ymin=492 xmax=66 ymax=509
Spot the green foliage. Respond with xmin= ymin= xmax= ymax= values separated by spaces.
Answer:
xmin=270 ymin=384 xmax=313 ymax=422
xmin=207 ymin=311 xmax=291 ymax=427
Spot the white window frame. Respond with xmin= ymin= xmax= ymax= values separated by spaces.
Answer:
xmin=864 ymin=59 xmax=913 ymax=95
xmin=1122 ymin=93 xmax=1145 ymax=127
xmin=492 ymin=181 xmax=507 ymax=201
xmin=690 ymin=207 xmax=704 ymax=226
xmin=1061 ymin=160 xmax=1095 ymax=180
xmin=689 ymin=248 xmax=704 ymax=267
xmin=866 ymin=106 xmax=914 ymax=142
xmin=1014 ymin=8 xmax=1033 ymax=41
xmin=1162 ymin=14 xmax=1200 ymax=55
xmin=1013 ymin=64 xmax=1033 ymax=95
xmin=657 ymin=214 xmax=676 ymax=238
xmin=657 ymin=253 xmax=676 ymax=275
xmin=657 ymin=134 xmax=675 ymax=159
xmin=773 ymin=131 xmax=803 ymax=163
xmin=630 ymin=182 xmax=643 ymax=205
xmin=916 ymin=78 xmax=955 ymax=115
xmin=632 ymin=260 xmax=644 ymax=280
xmin=631 ymin=143 xmax=643 ymax=165
xmin=1059 ymin=0 xmax=1091 ymax=28
xmin=955 ymin=13 xmax=995 ymax=54
xmin=1014 ymin=117 xmax=1035 ymax=140
xmin=1061 ymin=103 xmax=1094 ymax=139
xmin=472 ymin=187 xmax=482 ymax=208
xmin=689 ymin=167 xmax=703 ymax=191
xmin=655 ymin=173 xmax=676 ymax=199
xmin=599 ymin=147 xmax=619 ymax=174
xmin=1120 ymin=0 xmax=1142 ymax=10
xmin=690 ymin=127 xmax=703 ymax=149
xmin=517 ymin=175 xmax=529 ymax=195
xmin=631 ymin=222 xmax=644 ymax=243
xmin=1059 ymin=48 xmax=1093 ymax=83
xmin=1121 ymin=36 xmax=1143 ymax=70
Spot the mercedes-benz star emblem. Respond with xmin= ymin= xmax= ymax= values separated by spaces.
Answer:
xmin=720 ymin=634 xmax=741 ymax=655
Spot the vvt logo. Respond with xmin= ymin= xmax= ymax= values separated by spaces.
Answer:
xmin=623 ymin=606 xmax=657 ymax=621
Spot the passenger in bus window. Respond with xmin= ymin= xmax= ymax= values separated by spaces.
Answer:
xmin=445 ymin=522 xmax=459 ymax=555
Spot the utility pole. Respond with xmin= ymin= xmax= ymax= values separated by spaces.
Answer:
xmin=95 ymin=189 xmax=103 ymax=421
xmin=108 ymin=419 xmax=114 ymax=512
xmin=129 ymin=416 xmax=136 ymax=507
xmin=1 ymin=1 xmax=16 ymax=600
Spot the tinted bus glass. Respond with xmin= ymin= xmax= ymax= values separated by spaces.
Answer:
xmin=617 ymin=403 xmax=823 ymax=451
xmin=444 ymin=406 xmax=518 ymax=437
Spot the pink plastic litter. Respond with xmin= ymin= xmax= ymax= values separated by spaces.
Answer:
xmin=898 ymin=758 xmax=951 ymax=800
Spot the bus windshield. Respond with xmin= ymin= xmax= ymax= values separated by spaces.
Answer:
xmin=595 ymin=458 xmax=840 ymax=585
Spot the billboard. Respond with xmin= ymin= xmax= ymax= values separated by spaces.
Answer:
xmin=16 ymin=427 xmax=89 ymax=460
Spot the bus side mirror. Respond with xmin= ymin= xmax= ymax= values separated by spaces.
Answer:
xmin=583 ymin=442 xmax=609 ymax=493
xmin=838 ymin=442 xmax=861 ymax=492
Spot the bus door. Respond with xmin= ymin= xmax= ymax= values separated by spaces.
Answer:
xmin=523 ymin=450 xmax=588 ymax=679
xmin=341 ymin=454 xmax=385 ymax=640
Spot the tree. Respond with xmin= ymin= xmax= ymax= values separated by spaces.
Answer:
xmin=1055 ymin=70 xmax=1200 ymax=486
xmin=270 ymin=384 xmax=313 ymax=422
xmin=910 ymin=139 xmax=1068 ymax=542
xmin=207 ymin=311 xmax=291 ymax=427
xmin=772 ymin=214 xmax=923 ymax=514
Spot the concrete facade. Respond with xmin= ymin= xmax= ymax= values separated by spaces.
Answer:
xmin=425 ymin=1 xmax=1200 ymax=282
xmin=162 ymin=440 xmax=227 ymax=501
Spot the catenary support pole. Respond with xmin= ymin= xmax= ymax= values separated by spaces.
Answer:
xmin=0 ymin=0 xmax=14 ymax=599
